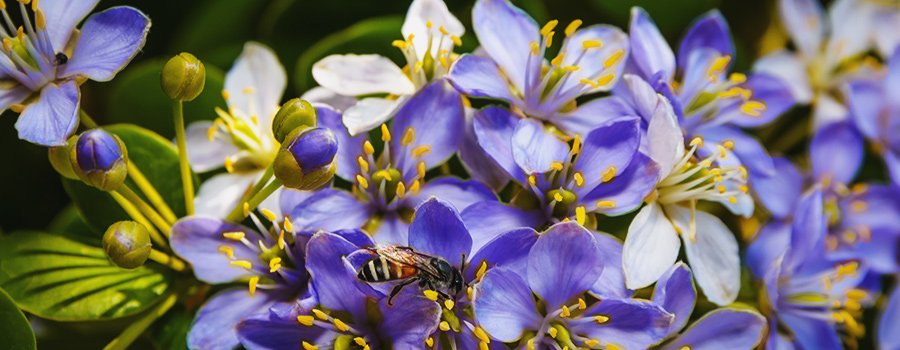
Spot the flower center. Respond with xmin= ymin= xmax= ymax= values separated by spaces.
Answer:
xmin=393 ymin=19 xmax=461 ymax=88
xmin=521 ymin=134 xmax=597 ymax=225
xmin=217 ymin=210 xmax=298 ymax=298
xmin=783 ymin=261 xmax=868 ymax=342
xmin=679 ymin=55 xmax=767 ymax=124
xmin=0 ymin=0 xmax=61 ymax=88
xmin=209 ymin=87 xmax=279 ymax=174
xmin=823 ymin=184 xmax=873 ymax=252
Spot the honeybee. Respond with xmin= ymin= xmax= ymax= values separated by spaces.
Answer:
xmin=355 ymin=244 xmax=465 ymax=306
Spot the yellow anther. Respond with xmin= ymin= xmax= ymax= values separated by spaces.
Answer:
xmin=554 ymin=193 xmax=564 ymax=202
xmin=717 ymin=144 xmax=728 ymax=158
xmin=302 ymin=341 xmax=318 ymax=350
xmin=582 ymin=40 xmax=603 ymax=49
xmin=269 ymin=257 xmax=282 ymax=273
xmin=221 ymin=90 xmax=230 ymax=100
xmin=689 ymin=137 xmax=704 ymax=147
xmin=575 ymin=206 xmax=586 ymax=225
xmin=414 ymin=61 xmax=423 ymax=73
xmin=224 ymin=157 xmax=235 ymax=173
xmin=831 ymin=311 xmax=846 ymax=323
xmin=0 ymin=1 xmax=5 ymax=10
xmin=596 ymin=73 xmax=616 ymax=87
xmin=218 ymin=245 xmax=235 ymax=258
xmin=426 ymin=20 xmax=433 ymax=28
xmin=700 ymin=160 xmax=713 ymax=167
xmin=709 ymin=169 xmax=721 ymax=176
xmin=424 ymin=290 xmax=439 ymax=301
xmin=412 ymin=145 xmax=431 ymax=158
xmin=527 ymin=339 xmax=535 ymax=350
xmin=528 ymin=174 xmax=538 ymax=187
xmin=223 ymin=231 xmax=246 ymax=240
xmin=358 ymin=156 xmax=369 ymax=173
xmin=547 ymin=327 xmax=558 ymax=338
xmin=584 ymin=340 xmax=599 ymax=347
xmin=551 ymin=53 xmax=565 ymax=67
xmin=479 ymin=342 xmax=489 ymax=350
xmin=835 ymin=261 xmax=859 ymax=282
xmin=595 ymin=200 xmax=616 ymax=209
xmin=10 ymin=104 xmax=24 ymax=113
xmin=357 ymin=175 xmax=369 ymax=189
xmin=16 ymin=0 xmax=30 ymax=4
xmin=439 ymin=321 xmax=451 ymax=331
xmin=230 ymin=260 xmax=252 ymax=269
xmin=278 ymin=230 xmax=285 ymax=249
xmin=531 ymin=42 xmax=540 ymax=55
xmin=16 ymin=26 xmax=22 ymax=41
xmin=847 ymin=289 xmax=868 ymax=300
xmin=242 ymin=202 xmax=249 ymax=217
xmin=729 ymin=72 xmax=747 ymax=83
xmin=409 ymin=180 xmax=421 ymax=194
xmin=580 ymin=79 xmax=599 ymax=88
xmin=426 ymin=337 xmax=435 ymax=347
xmin=333 ymin=318 xmax=350 ymax=332
xmin=260 ymin=209 xmax=277 ymax=222
xmin=714 ymin=175 xmax=724 ymax=183
xmin=718 ymin=186 xmax=726 ymax=194
xmin=284 ymin=217 xmax=294 ymax=232
xmin=206 ymin=125 xmax=217 ymax=142
xmin=35 ymin=9 xmax=44 ymax=28
xmin=574 ymin=172 xmax=585 ymax=187
xmin=578 ymin=298 xmax=586 ymax=309
xmin=541 ymin=20 xmax=558 ymax=37
xmin=242 ymin=86 xmax=255 ymax=94
xmin=466 ymin=286 xmax=474 ymax=301
xmin=706 ymin=56 xmax=731 ymax=83
xmin=408 ymin=34 xmax=415 ymax=41
xmin=2 ymin=39 xmax=11 ymax=53
xmin=551 ymin=162 xmax=564 ymax=171
xmin=251 ymin=115 xmax=259 ymax=125
xmin=604 ymin=49 xmax=625 ymax=69
xmin=396 ymin=181 xmax=407 ymax=198
xmin=417 ymin=161 xmax=426 ymax=179
xmin=297 ymin=315 xmax=315 ymax=326
xmin=606 ymin=345 xmax=624 ymax=350
xmin=439 ymin=51 xmax=449 ymax=68
xmin=312 ymin=309 xmax=329 ymax=320
xmin=248 ymin=276 xmax=259 ymax=295
xmin=565 ymin=19 xmax=582 ymax=36
xmin=444 ymin=299 xmax=455 ymax=310
xmin=392 ymin=40 xmax=408 ymax=49
xmin=375 ymin=170 xmax=393 ymax=181
xmin=719 ymin=87 xmax=752 ymax=99
xmin=728 ymin=196 xmax=737 ymax=204
xmin=439 ymin=26 xmax=449 ymax=35
xmin=474 ymin=327 xmax=490 ymax=343
xmin=381 ymin=124 xmax=391 ymax=142
xmin=402 ymin=127 xmax=416 ymax=145
xmin=354 ymin=337 xmax=367 ymax=346
xmin=451 ymin=35 xmax=462 ymax=46
xmin=560 ymin=305 xmax=571 ymax=317
xmin=601 ymin=165 xmax=617 ymax=182
xmin=476 ymin=261 xmax=488 ymax=280
xmin=572 ymin=134 xmax=582 ymax=154
xmin=593 ymin=314 xmax=610 ymax=324
xmin=739 ymin=185 xmax=749 ymax=194
xmin=363 ymin=140 xmax=375 ymax=155
xmin=563 ymin=65 xmax=579 ymax=71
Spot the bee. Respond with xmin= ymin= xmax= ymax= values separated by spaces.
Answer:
xmin=355 ymin=244 xmax=465 ymax=306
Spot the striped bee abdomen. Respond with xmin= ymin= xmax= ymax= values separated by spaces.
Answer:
xmin=357 ymin=257 xmax=416 ymax=282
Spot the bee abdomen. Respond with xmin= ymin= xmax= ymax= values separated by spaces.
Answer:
xmin=357 ymin=257 xmax=416 ymax=282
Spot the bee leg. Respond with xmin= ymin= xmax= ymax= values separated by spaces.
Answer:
xmin=388 ymin=277 xmax=419 ymax=306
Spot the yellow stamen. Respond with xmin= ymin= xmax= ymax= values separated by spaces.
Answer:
xmin=418 ymin=161 xmax=426 ymax=179
xmin=302 ymin=341 xmax=318 ymax=350
xmin=596 ymin=72 xmax=616 ymax=87
xmin=358 ymin=156 xmax=369 ymax=173
xmin=278 ymin=230 xmax=285 ymax=249
xmin=423 ymin=290 xmax=439 ymax=301
xmin=242 ymin=202 xmax=249 ymax=217
xmin=574 ymin=172 xmax=585 ymax=187
xmin=541 ymin=20 xmax=558 ymax=37
xmin=248 ymin=276 xmax=259 ymax=295
xmin=412 ymin=145 xmax=431 ymax=158
xmin=550 ymin=161 xmax=564 ymax=171
xmin=297 ymin=315 xmax=314 ymax=326
xmin=269 ymin=257 xmax=282 ymax=273
xmin=333 ymin=318 xmax=349 ymax=332
xmin=451 ymin=35 xmax=462 ymax=46
xmin=242 ymin=86 xmax=255 ymax=94
xmin=706 ymin=55 xmax=731 ymax=83
xmin=439 ymin=321 xmax=450 ymax=331
xmin=426 ymin=20 xmax=433 ymax=28
xmin=593 ymin=314 xmax=610 ymax=324
xmin=476 ymin=261 xmax=488 ymax=280
xmin=601 ymin=165 xmax=617 ymax=182
xmin=565 ymin=19 xmax=582 ymax=36
xmin=396 ymin=181 xmax=406 ymax=198
xmin=729 ymin=72 xmax=746 ymax=83
xmin=312 ymin=309 xmax=329 ymax=320
xmin=381 ymin=124 xmax=391 ymax=142
xmin=444 ymin=299 xmax=455 ymax=310
xmin=527 ymin=339 xmax=535 ymax=350
xmin=284 ymin=217 xmax=294 ymax=232
xmin=230 ymin=260 xmax=252 ymax=269
xmin=604 ymin=49 xmax=625 ymax=69
xmin=553 ymin=193 xmax=564 ymax=202
xmin=218 ymin=245 xmax=235 ymax=258
xmin=547 ymin=327 xmax=558 ymax=338
xmin=551 ymin=53 xmax=565 ymax=67
xmin=690 ymin=137 xmax=704 ymax=147
xmin=409 ymin=180 xmax=421 ymax=194
xmin=578 ymin=298 xmax=586 ymax=309
xmin=354 ymin=337 xmax=367 ymax=347
xmin=392 ymin=40 xmax=408 ymax=49
xmin=582 ymin=40 xmax=603 ymax=49
xmin=401 ymin=127 xmax=416 ymax=146
xmin=363 ymin=140 xmax=375 ymax=155
xmin=563 ymin=65 xmax=579 ymax=71
xmin=595 ymin=200 xmax=616 ymax=209
xmin=221 ymin=90 xmax=230 ymax=100
xmin=575 ymin=206 xmax=586 ymax=225
xmin=531 ymin=42 xmax=540 ymax=55
xmin=584 ymin=340 xmax=599 ymax=347
xmin=439 ymin=26 xmax=449 ymax=35
xmin=34 ymin=9 xmax=44 ymax=28
xmin=426 ymin=337 xmax=435 ymax=347
xmin=528 ymin=174 xmax=537 ymax=187
xmin=560 ymin=305 xmax=571 ymax=317
xmin=224 ymin=157 xmax=235 ymax=173
xmin=580 ymin=79 xmax=599 ymax=88
xmin=223 ymin=231 xmax=246 ymax=240
xmin=375 ymin=170 xmax=393 ymax=181
xmin=357 ymin=175 xmax=369 ymax=189
xmin=260 ymin=209 xmax=277 ymax=221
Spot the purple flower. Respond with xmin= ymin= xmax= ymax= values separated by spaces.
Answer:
xmin=4 ymin=0 xmax=150 ymax=146
xmin=169 ymin=215 xmax=309 ymax=349
xmin=235 ymin=230 xmax=442 ymax=350
xmin=880 ymin=280 xmax=900 ymax=350
xmin=474 ymin=221 xmax=675 ymax=349
xmin=282 ymin=81 xmax=496 ymax=243
xmin=447 ymin=0 xmax=629 ymax=136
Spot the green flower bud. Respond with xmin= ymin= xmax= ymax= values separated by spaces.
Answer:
xmin=161 ymin=52 xmax=206 ymax=102
xmin=274 ymin=127 xmax=338 ymax=190
xmin=271 ymin=98 xmax=317 ymax=143
xmin=48 ymin=135 xmax=79 ymax=179
xmin=103 ymin=221 xmax=152 ymax=269
xmin=70 ymin=128 xmax=128 ymax=191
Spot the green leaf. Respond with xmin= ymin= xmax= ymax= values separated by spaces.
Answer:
xmin=47 ymin=205 xmax=102 ymax=246
xmin=106 ymin=59 xmax=227 ymax=139
xmin=0 ymin=231 xmax=174 ymax=321
xmin=0 ymin=287 xmax=36 ymax=350
xmin=293 ymin=16 xmax=404 ymax=93
xmin=63 ymin=124 xmax=199 ymax=234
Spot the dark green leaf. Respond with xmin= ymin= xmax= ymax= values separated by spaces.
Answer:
xmin=150 ymin=305 xmax=194 ymax=350
xmin=169 ymin=0 xmax=268 ymax=68
xmin=63 ymin=124 xmax=199 ymax=234
xmin=47 ymin=205 xmax=102 ymax=246
xmin=0 ymin=287 xmax=36 ymax=350
xmin=0 ymin=231 xmax=174 ymax=320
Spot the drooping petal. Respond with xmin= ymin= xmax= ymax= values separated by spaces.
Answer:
xmin=40 ymin=0 xmax=99 ymax=53
xmin=467 ymin=227 xmax=539 ymax=282
xmin=15 ymin=81 xmax=79 ymax=146
xmin=879 ymin=285 xmax=900 ymax=350
xmin=184 ymin=121 xmax=239 ymax=172
xmin=748 ymin=157 xmax=803 ymax=218
xmin=288 ymin=189 xmax=370 ymax=233
xmin=622 ymin=204 xmax=681 ymax=289
xmin=574 ymin=117 xmax=641 ymax=191
xmin=590 ymin=232 xmax=630 ymax=299
xmin=669 ymin=205 xmax=740 ymax=306
xmin=222 ymin=42 xmax=287 ymax=126
xmin=60 ymin=7 xmax=150 ymax=81
xmin=568 ymin=299 xmax=674 ymax=350
xmin=407 ymin=177 xmax=495 ymax=211
xmin=170 ymin=216 xmax=266 ymax=283
xmin=652 ymin=262 xmax=696 ymax=334
xmin=188 ymin=288 xmax=279 ymax=350
xmin=629 ymin=7 xmax=675 ymax=81
xmin=512 ymin=118 xmax=570 ymax=175
xmin=746 ymin=220 xmax=791 ymax=279
xmin=460 ymin=201 xmax=544 ymax=252
xmin=778 ymin=0 xmax=826 ymax=60
xmin=342 ymin=96 xmax=407 ymax=137
xmin=193 ymin=172 xmax=258 ymax=219
xmin=408 ymin=197 xmax=473 ymax=263
xmin=391 ymin=81 xmax=464 ymax=177
xmin=555 ymin=24 xmax=630 ymax=94
xmin=447 ymin=54 xmax=516 ymax=102
xmin=300 ymin=86 xmax=357 ymax=112
xmin=312 ymin=54 xmax=415 ymax=96
xmin=402 ymin=0 xmax=465 ymax=60
xmin=527 ymin=222 xmax=603 ymax=308
xmin=315 ymin=105 xmax=364 ymax=181
xmin=753 ymin=50 xmax=813 ymax=104
xmin=376 ymin=289 xmax=442 ymax=349
xmin=661 ymin=309 xmax=766 ymax=350
xmin=553 ymin=95 xmax=637 ymax=136
xmin=305 ymin=232 xmax=370 ymax=318
xmin=474 ymin=267 xmax=543 ymax=342
xmin=473 ymin=107 xmax=527 ymax=184
xmin=0 ymin=83 xmax=31 ymax=113
xmin=678 ymin=10 xmax=734 ymax=65
xmin=809 ymin=120 xmax=864 ymax=185
xmin=471 ymin=0 xmax=540 ymax=92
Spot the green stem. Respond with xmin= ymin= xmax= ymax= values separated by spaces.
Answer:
xmin=225 ymin=179 xmax=282 ymax=223
xmin=172 ymin=100 xmax=195 ymax=216
xmin=109 ymin=190 xmax=169 ymax=251
xmin=79 ymin=109 xmax=98 ymax=128
xmin=116 ymin=185 xmax=173 ymax=235
xmin=147 ymin=249 xmax=188 ymax=272
xmin=127 ymin=161 xmax=178 ymax=224
xmin=102 ymin=288 xmax=179 ymax=350
xmin=241 ymin=165 xmax=274 ymax=204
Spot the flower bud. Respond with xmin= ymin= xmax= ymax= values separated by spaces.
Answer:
xmin=274 ymin=127 xmax=338 ymax=190
xmin=103 ymin=221 xmax=152 ymax=269
xmin=161 ymin=52 xmax=206 ymax=102
xmin=48 ymin=135 xmax=79 ymax=179
xmin=70 ymin=128 xmax=128 ymax=191
xmin=272 ymin=98 xmax=317 ymax=143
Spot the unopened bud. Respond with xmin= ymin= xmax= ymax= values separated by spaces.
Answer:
xmin=274 ymin=127 xmax=337 ymax=190
xmin=103 ymin=221 xmax=152 ymax=269
xmin=272 ymin=98 xmax=317 ymax=143
xmin=48 ymin=135 xmax=79 ymax=179
xmin=70 ymin=128 xmax=128 ymax=191
xmin=161 ymin=52 xmax=206 ymax=101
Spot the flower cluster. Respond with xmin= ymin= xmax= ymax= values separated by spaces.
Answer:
xmin=3 ymin=0 xmax=900 ymax=349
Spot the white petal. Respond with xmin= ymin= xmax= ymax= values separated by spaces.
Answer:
xmin=224 ymin=42 xmax=286 ymax=127
xmin=647 ymin=93 xmax=684 ymax=180
xmin=811 ymin=94 xmax=848 ymax=130
xmin=342 ymin=95 xmax=409 ymax=137
xmin=709 ymin=181 xmax=754 ymax=218
xmin=668 ymin=205 xmax=741 ymax=306
xmin=258 ymin=186 xmax=283 ymax=219
xmin=753 ymin=50 xmax=813 ymax=104
xmin=622 ymin=203 xmax=682 ymax=289
xmin=300 ymin=86 xmax=358 ymax=112
xmin=194 ymin=173 xmax=259 ymax=219
xmin=402 ymin=0 xmax=465 ymax=60
xmin=184 ymin=121 xmax=239 ymax=172
xmin=312 ymin=54 xmax=415 ymax=96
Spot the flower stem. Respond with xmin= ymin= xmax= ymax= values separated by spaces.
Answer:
xmin=242 ymin=165 xmax=274 ymax=205
xmin=172 ymin=100 xmax=195 ymax=216
xmin=108 ymin=190 xmax=169 ymax=251
xmin=116 ymin=185 xmax=173 ymax=235
xmin=225 ymin=178 xmax=282 ymax=223
xmin=102 ymin=287 xmax=179 ymax=350
xmin=147 ymin=249 xmax=188 ymax=272
xmin=79 ymin=109 xmax=98 ymax=128
xmin=127 ymin=161 xmax=178 ymax=224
